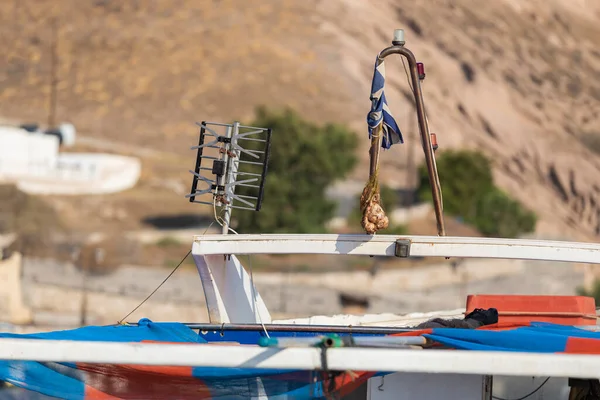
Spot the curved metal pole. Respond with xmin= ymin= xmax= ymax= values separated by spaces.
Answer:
xmin=378 ymin=45 xmax=446 ymax=236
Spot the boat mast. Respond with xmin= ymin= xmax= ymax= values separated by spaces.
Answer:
xmin=377 ymin=29 xmax=446 ymax=236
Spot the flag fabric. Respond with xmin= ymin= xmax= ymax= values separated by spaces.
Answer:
xmin=367 ymin=56 xmax=403 ymax=149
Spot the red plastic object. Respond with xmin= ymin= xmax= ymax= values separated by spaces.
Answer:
xmin=430 ymin=133 xmax=438 ymax=151
xmin=416 ymin=62 xmax=425 ymax=80
xmin=466 ymin=295 xmax=597 ymax=326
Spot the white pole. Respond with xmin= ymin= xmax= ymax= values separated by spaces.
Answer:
xmin=192 ymin=234 xmax=600 ymax=265
xmin=1 ymin=339 xmax=600 ymax=379
xmin=221 ymin=121 xmax=241 ymax=235
xmin=221 ymin=122 xmax=240 ymax=235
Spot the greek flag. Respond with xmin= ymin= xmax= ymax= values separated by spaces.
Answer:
xmin=367 ymin=57 xmax=403 ymax=149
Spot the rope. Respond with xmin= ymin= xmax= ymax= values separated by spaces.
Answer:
xmin=117 ymin=204 xmax=221 ymax=324
xmin=117 ymin=249 xmax=192 ymax=324
xmin=119 ymin=141 xmax=270 ymax=339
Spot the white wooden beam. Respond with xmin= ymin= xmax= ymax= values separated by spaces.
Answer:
xmin=192 ymin=254 xmax=272 ymax=324
xmin=1 ymin=338 xmax=600 ymax=379
xmin=192 ymin=234 xmax=600 ymax=265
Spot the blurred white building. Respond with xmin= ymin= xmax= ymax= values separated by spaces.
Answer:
xmin=0 ymin=124 xmax=140 ymax=195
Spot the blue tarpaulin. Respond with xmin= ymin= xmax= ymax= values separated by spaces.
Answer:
xmin=0 ymin=319 xmax=372 ymax=399
xmin=3 ymin=321 xmax=600 ymax=399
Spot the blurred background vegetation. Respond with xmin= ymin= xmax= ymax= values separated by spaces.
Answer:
xmin=417 ymin=150 xmax=536 ymax=238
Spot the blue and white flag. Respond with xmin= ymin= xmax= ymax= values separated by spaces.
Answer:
xmin=367 ymin=57 xmax=403 ymax=149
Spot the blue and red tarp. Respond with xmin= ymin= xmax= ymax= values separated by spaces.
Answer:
xmin=394 ymin=321 xmax=600 ymax=354
xmin=3 ymin=320 xmax=600 ymax=399
xmin=0 ymin=319 xmax=370 ymax=399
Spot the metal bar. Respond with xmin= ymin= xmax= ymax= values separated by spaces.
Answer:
xmin=185 ymin=188 xmax=213 ymax=198
xmin=198 ymin=121 xmax=234 ymax=128
xmin=237 ymin=172 xmax=262 ymax=177
xmin=3 ymin=338 xmax=600 ymax=378
xmin=231 ymin=205 xmax=258 ymax=211
xmin=378 ymin=43 xmax=445 ymax=236
xmin=239 ymin=148 xmax=265 ymax=156
xmin=188 ymin=170 xmax=214 ymax=185
xmin=259 ymin=336 xmax=427 ymax=348
xmin=188 ymin=122 xmax=206 ymax=203
xmin=194 ymin=122 xmax=221 ymax=139
xmin=191 ymin=200 xmax=216 ymax=206
xmin=221 ymin=123 xmax=237 ymax=234
xmin=176 ymin=323 xmax=416 ymax=334
xmin=234 ymin=142 xmax=263 ymax=159
xmin=236 ymin=184 xmax=261 ymax=189
xmin=230 ymin=194 xmax=255 ymax=208
xmin=256 ymin=127 xmax=272 ymax=211
xmin=236 ymin=129 xmax=267 ymax=138
xmin=190 ymin=142 xmax=219 ymax=150
xmin=238 ymin=124 xmax=270 ymax=130
xmin=237 ymin=160 xmax=265 ymax=166
xmin=225 ymin=178 xmax=259 ymax=188
xmin=192 ymin=233 xmax=600 ymax=265
xmin=238 ymin=137 xmax=267 ymax=143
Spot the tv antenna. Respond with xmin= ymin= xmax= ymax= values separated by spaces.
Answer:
xmin=186 ymin=121 xmax=272 ymax=234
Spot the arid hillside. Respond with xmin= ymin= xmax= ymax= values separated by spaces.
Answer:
xmin=1 ymin=0 xmax=600 ymax=240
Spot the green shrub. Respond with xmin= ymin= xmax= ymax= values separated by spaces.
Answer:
xmin=474 ymin=187 xmax=537 ymax=238
xmin=417 ymin=150 xmax=536 ymax=237
xmin=234 ymin=107 xmax=358 ymax=233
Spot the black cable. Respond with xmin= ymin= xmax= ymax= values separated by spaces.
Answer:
xmin=117 ymin=250 xmax=191 ymax=324
xmin=492 ymin=377 xmax=551 ymax=400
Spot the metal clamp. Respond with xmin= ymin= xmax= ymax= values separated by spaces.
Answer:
xmin=394 ymin=239 xmax=411 ymax=258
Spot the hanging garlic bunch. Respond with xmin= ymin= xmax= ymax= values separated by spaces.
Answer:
xmin=360 ymin=125 xmax=389 ymax=234
xmin=360 ymin=173 xmax=389 ymax=234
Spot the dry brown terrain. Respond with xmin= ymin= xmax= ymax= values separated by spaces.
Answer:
xmin=2 ymin=0 xmax=600 ymax=241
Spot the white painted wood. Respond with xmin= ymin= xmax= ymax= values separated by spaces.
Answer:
xmin=367 ymin=373 xmax=485 ymax=400
xmin=193 ymin=254 xmax=229 ymax=323
xmin=2 ymin=339 xmax=600 ymax=379
xmin=192 ymin=254 xmax=271 ymax=324
xmin=192 ymin=234 xmax=600 ymax=264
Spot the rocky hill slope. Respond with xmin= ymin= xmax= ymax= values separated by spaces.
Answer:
xmin=1 ymin=0 xmax=600 ymax=240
